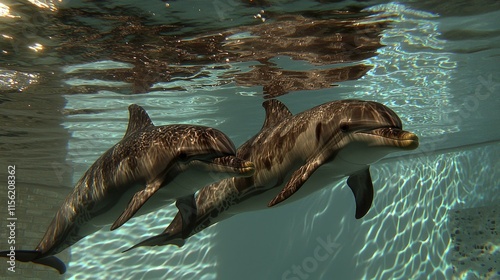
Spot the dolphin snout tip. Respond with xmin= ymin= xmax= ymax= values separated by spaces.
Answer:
xmin=403 ymin=132 xmax=418 ymax=142
xmin=238 ymin=160 xmax=255 ymax=177
xmin=402 ymin=132 xmax=419 ymax=150
xmin=211 ymin=156 xmax=255 ymax=177
xmin=241 ymin=160 xmax=256 ymax=176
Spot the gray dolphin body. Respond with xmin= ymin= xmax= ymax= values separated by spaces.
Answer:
xmin=0 ymin=104 xmax=254 ymax=274
xmin=126 ymin=99 xmax=419 ymax=251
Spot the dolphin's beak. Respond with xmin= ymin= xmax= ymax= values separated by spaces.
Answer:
xmin=195 ymin=156 xmax=255 ymax=177
xmin=357 ymin=127 xmax=419 ymax=150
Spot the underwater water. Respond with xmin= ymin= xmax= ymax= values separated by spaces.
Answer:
xmin=0 ymin=0 xmax=499 ymax=279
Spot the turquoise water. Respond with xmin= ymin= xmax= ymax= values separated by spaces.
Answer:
xmin=0 ymin=1 xmax=499 ymax=279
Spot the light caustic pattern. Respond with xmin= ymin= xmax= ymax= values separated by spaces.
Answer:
xmin=354 ymin=143 xmax=500 ymax=280
xmin=59 ymin=3 xmax=498 ymax=279
xmin=349 ymin=3 xmax=458 ymax=138
xmin=67 ymin=205 xmax=219 ymax=280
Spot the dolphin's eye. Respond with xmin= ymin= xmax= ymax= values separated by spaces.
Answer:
xmin=178 ymin=152 xmax=188 ymax=161
xmin=340 ymin=123 xmax=350 ymax=132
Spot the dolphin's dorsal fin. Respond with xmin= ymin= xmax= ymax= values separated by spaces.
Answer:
xmin=238 ymin=99 xmax=293 ymax=158
xmin=124 ymin=104 xmax=154 ymax=138
xmin=261 ymin=99 xmax=292 ymax=130
xmin=346 ymin=168 xmax=374 ymax=219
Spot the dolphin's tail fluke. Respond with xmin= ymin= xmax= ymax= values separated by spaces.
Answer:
xmin=0 ymin=250 xmax=66 ymax=274
xmin=32 ymin=255 xmax=67 ymax=274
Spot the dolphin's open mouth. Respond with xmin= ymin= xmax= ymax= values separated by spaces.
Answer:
xmin=193 ymin=156 xmax=255 ymax=177
xmin=357 ymin=127 xmax=419 ymax=150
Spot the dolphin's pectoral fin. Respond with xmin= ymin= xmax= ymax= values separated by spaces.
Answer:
xmin=110 ymin=179 xmax=163 ymax=230
xmin=268 ymin=158 xmax=323 ymax=207
xmin=0 ymin=250 xmax=66 ymax=274
xmin=346 ymin=168 xmax=374 ymax=219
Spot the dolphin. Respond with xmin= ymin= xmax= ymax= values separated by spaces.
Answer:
xmin=124 ymin=99 xmax=419 ymax=251
xmin=0 ymin=104 xmax=254 ymax=274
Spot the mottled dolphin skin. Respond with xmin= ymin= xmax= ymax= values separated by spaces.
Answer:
xmin=0 ymin=104 xmax=254 ymax=274
xmin=125 ymin=99 xmax=419 ymax=251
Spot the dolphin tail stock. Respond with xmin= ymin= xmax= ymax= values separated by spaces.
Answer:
xmin=123 ymin=194 xmax=199 ymax=252
xmin=0 ymin=250 xmax=66 ymax=274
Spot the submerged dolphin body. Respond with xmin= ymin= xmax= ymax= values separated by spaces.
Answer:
xmin=0 ymin=104 xmax=254 ymax=274
xmin=126 ymin=99 xmax=419 ymax=251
